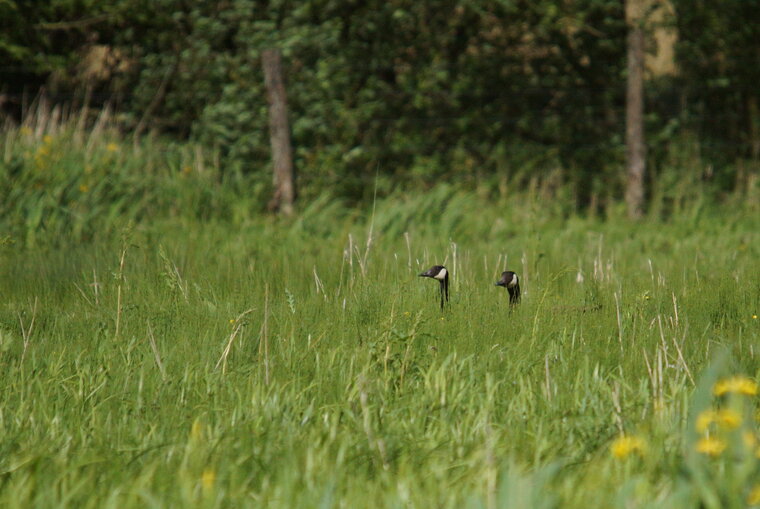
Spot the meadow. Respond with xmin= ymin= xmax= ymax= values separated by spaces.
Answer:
xmin=1 ymin=118 xmax=759 ymax=508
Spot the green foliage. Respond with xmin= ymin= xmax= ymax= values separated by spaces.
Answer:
xmin=0 ymin=1 xmax=94 ymax=73
xmin=2 ymin=1 xmax=756 ymax=206
xmin=673 ymin=0 xmax=760 ymax=163
xmin=0 ymin=111 xmax=271 ymax=246
xmin=183 ymin=0 xmax=628 ymax=200
xmin=2 ymin=115 xmax=757 ymax=249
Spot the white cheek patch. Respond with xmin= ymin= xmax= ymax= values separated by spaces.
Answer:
xmin=434 ymin=268 xmax=448 ymax=281
xmin=507 ymin=274 xmax=518 ymax=288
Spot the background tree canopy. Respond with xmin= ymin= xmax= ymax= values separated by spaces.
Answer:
xmin=1 ymin=0 xmax=758 ymax=206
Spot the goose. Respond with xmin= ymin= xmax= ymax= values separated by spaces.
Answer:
xmin=419 ymin=265 xmax=449 ymax=310
xmin=495 ymin=270 xmax=521 ymax=307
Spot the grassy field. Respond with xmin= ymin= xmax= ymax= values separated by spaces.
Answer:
xmin=1 ymin=124 xmax=759 ymax=507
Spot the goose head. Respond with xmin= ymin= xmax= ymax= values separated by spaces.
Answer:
xmin=419 ymin=265 xmax=449 ymax=310
xmin=495 ymin=270 xmax=521 ymax=306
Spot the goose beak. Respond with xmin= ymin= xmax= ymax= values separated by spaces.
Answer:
xmin=495 ymin=281 xmax=504 ymax=287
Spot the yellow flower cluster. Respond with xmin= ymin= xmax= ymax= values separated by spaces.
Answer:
xmin=34 ymin=135 xmax=55 ymax=169
xmin=714 ymin=376 xmax=758 ymax=397
xmin=695 ymin=436 xmax=727 ymax=457
xmin=696 ymin=408 xmax=742 ymax=433
xmin=201 ymin=468 xmax=216 ymax=491
xmin=693 ymin=376 xmax=758 ymax=458
xmin=610 ymin=435 xmax=647 ymax=459
xmin=749 ymin=484 xmax=760 ymax=505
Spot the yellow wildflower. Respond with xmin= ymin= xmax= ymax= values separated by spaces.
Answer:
xmin=753 ymin=314 xmax=758 ymax=320
xmin=190 ymin=419 xmax=204 ymax=441
xmin=403 ymin=311 xmax=410 ymax=317
xmin=43 ymin=134 xmax=53 ymax=144
xmin=697 ymin=408 xmax=742 ymax=432
xmin=79 ymin=184 xmax=89 ymax=193
xmin=610 ymin=435 xmax=647 ymax=459
xmin=20 ymin=127 xmax=32 ymax=136
xmin=743 ymin=431 xmax=758 ymax=448
xmin=106 ymin=142 xmax=119 ymax=153
xmin=182 ymin=165 xmax=192 ymax=175
xmin=201 ymin=468 xmax=216 ymax=492
xmin=749 ymin=484 xmax=760 ymax=505
xmin=714 ymin=376 xmax=758 ymax=397
xmin=716 ymin=408 xmax=742 ymax=430
xmin=696 ymin=410 xmax=717 ymax=433
xmin=696 ymin=436 xmax=726 ymax=457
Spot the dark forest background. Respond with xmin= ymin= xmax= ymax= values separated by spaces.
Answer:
xmin=1 ymin=0 xmax=758 ymax=210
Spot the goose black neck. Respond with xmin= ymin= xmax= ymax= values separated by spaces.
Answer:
xmin=439 ymin=273 xmax=450 ymax=310
xmin=507 ymin=282 xmax=521 ymax=306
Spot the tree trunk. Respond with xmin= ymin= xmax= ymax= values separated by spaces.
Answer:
xmin=262 ymin=48 xmax=296 ymax=216
xmin=749 ymin=95 xmax=760 ymax=161
xmin=625 ymin=0 xmax=647 ymax=219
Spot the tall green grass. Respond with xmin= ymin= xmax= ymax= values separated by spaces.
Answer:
xmin=3 ymin=99 xmax=759 ymax=249
xmin=1 ymin=103 xmax=273 ymax=247
xmin=1 ymin=113 xmax=759 ymax=507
